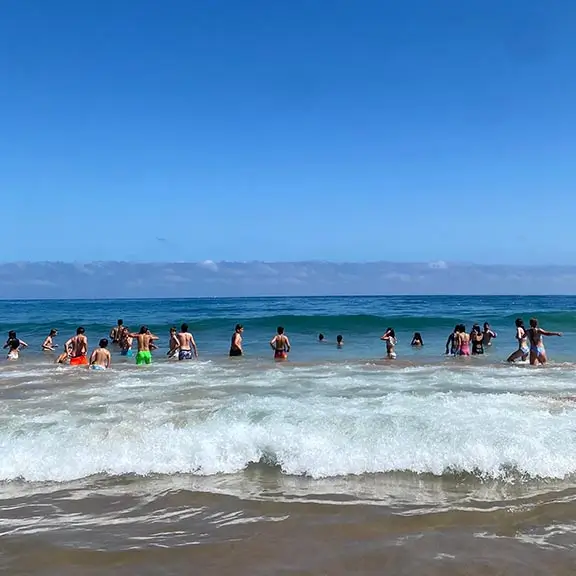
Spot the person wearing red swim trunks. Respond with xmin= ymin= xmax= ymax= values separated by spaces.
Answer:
xmin=270 ymin=326 xmax=291 ymax=361
xmin=66 ymin=326 xmax=89 ymax=366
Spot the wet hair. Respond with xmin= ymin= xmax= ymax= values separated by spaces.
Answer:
xmin=277 ymin=326 xmax=285 ymax=335
xmin=76 ymin=327 xmax=85 ymax=335
xmin=49 ymin=329 xmax=57 ymax=336
xmin=336 ymin=334 xmax=343 ymax=343
xmin=413 ymin=332 xmax=423 ymax=343
xmin=319 ymin=333 xmax=325 ymax=341
xmin=170 ymin=326 xmax=177 ymax=333
xmin=515 ymin=318 xmax=525 ymax=328
xmin=458 ymin=324 xmax=466 ymax=333
xmin=453 ymin=325 xmax=459 ymax=333
xmin=9 ymin=339 xmax=19 ymax=350
xmin=235 ymin=324 xmax=243 ymax=331
xmin=386 ymin=328 xmax=396 ymax=338
xmin=139 ymin=325 xmax=148 ymax=334
xmin=181 ymin=323 xmax=189 ymax=332
xmin=529 ymin=318 xmax=538 ymax=328
xmin=99 ymin=338 xmax=109 ymax=348
xmin=483 ymin=322 xmax=490 ymax=330
xmin=472 ymin=324 xmax=481 ymax=333
xmin=8 ymin=330 xmax=16 ymax=339
xmin=118 ymin=319 xmax=123 ymax=326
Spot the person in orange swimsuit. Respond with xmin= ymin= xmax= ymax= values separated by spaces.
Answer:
xmin=270 ymin=326 xmax=291 ymax=361
xmin=66 ymin=327 xmax=89 ymax=366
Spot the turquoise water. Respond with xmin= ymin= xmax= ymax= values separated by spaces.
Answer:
xmin=2 ymin=295 xmax=575 ymax=363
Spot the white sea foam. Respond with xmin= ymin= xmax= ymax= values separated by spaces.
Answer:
xmin=1 ymin=362 xmax=576 ymax=482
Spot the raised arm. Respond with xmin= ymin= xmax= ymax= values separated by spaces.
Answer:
xmin=540 ymin=329 xmax=562 ymax=337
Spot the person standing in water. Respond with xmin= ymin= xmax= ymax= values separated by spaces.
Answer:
xmin=526 ymin=318 xmax=562 ymax=366
xmin=109 ymin=319 xmax=124 ymax=344
xmin=42 ymin=329 xmax=59 ymax=351
xmin=318 ymin=333 xmax=325 ymax=342
xmin=411 ymin=332 xmax=424 ymax=346
xmin=507 ymin=318 xmax=529 ymax=363
xmin=336 ymin=334 xmax=344 ymax=348
xmin=167 ymin=327 xmax=179 ymax=359
xmin=89 ymin=338 xmax=111 ymax=370
xmin=176 ymin=323 xmax=198 ymax=360
xmin=470 ymin=324 xmax=484 ymax=355
xmin=230 ymin=324 xmax=244 ymax=357
xmin=380 ymin=328 xmax=397 ymax=359
xmin=482 ymin=322 xmax=497 ymax=346
xmin=66 ymin=327 xmax=88 ymax=366
xmin=455 ymin=324 xmax=470 ymax=356
xmin=270 ymin=326 xmax=290 ymax=361
xmin=119 ymin=326 xmax=133 ymax=357
xmin=6 ymin=339 xmax=21 ymax=360
xmin=4 ymin=331 xmax=28 ymax=351
xmin=445 ymin=325 xmax=459 ymax=355
xmin=129 ymin=326 xmax=159 ymax=365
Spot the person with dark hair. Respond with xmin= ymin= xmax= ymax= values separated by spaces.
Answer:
xmin=470 ymin=324 xmax=484 ymax=355
xmin=119 ymin=326 xmax=133 ymax=357
xmin=6 ymin=338 xmax=21 ymax=360
xmin=167 ymin=327 xmax=179 ymax=359
xmin=109 ymin=319 xmax=124 ymax=344
xmin=507 ymin=318 xmax=529 ymax=363
xmin=318 ymin=333 xmax=325 ymax=342
xmin=230 ymin=324 xmax=244 ymax=357
xmin=4 ymin=330 xmax=28 ymax=351
xmin=66 ymin=327 xmax=88 ymax=366
xmin=527 ymin=318 xmax=562 ymax=366
xmin=270 ymin=326 xmax=290 ymax=361
xmin=445 ymin=325 xmax=459 ymax=355
xmin=455 ymin=324 xmax=470 ymax=356
xmin=90 ymin=338 xmax=111 ymax=370
xmin=482 ymin=322 xmax=497 ymax=346
xmin=336 ymin=334 xmax=344 ymax=348
xmin=129 ymin=326 xmax=159 ymax=365
xmin=411 ymin=332 xmax=423 ymax=347
xmin=176 ymin=323 xmax=198 ymax=360
xmin=380 ymin=328 xmax=397 ymax=359
xmin=42 ymin=329 xmax=59 ymax=351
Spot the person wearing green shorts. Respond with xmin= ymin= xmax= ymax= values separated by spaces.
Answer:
xmin=136 ymin=350 xmax=152 ymax=365
xmin=129 ymin=326 xmax=159 ymax=366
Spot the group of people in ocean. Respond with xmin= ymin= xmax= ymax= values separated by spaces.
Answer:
xmin=2 ymin=316 xmax=562 ymax=368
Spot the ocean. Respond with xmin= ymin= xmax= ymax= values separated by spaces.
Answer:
xmin=1 ymin=295 xmax=576 ymax=575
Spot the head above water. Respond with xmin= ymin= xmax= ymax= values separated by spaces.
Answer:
xmin=336 ymin=334 xmax=343 ymax=343
xmin=117 ymin=319 xmax=123 ymax=326
xmin=170 ymin=326 xmax=176 ymax=334
xmin=139 ymin=326 xmax=148 ymax=335
xmin=49 ymin=329 xmax=58 ymax=337
xmin=483 ymin=322 xmax=490 ymax=330
xmin=99 ymin=338 xmax=109 ymax=348
xmin=530 ymin=318 xmax=538 ymax=328
xmin=458 ymin=324 xmax=466 ymax=333
xmin=76 ymin=327 xmax=85 ymax=335
xmin=8 ymin=330 xmax=16 ymax=340
xmin=235 ymin=324 xmax=243 ymax=332
xmin=515 ymin=318 xmax=525 ymax=328
xmin=386 ymin=328 xmax=396 ymax=338
xmin=181 ymin=323 xmax=189 ymax=333
xmin=414 ymin=332 xmax=422 ymax=340
xmin=319 ymin=333 xmax=325 ymax=341
xmin=472 ymin=324 xmax=481 ymax=333
xmin=277 ymin=326 xmax=285 ymax=335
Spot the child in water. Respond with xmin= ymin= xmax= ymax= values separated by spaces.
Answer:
xmin=90 ymin=338 xmax=111 ymax=370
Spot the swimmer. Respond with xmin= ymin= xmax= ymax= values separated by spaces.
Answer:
xmin=89 ymin=338 xmax=111 ymax=370
xmin=270 ymin=326 xmax=291 ymax=361
xmin=482 ymin=322 xmax=497 ymax=346
xmin=55 ymin=351 xmax=69 ymax=364
xmin=445 ymin=325 xmax=459 ymax=355
xmin=6 ymin=339 xmax=20 ymax=360
xmin=119 ymin=326 xmax=133 ymax=357
xmin=526 ymin=318 xmax=562 ymax=366
xmin=4 ymin=331 xmax=28 ymax=351
xmin=507 ymin=318 xmax=529 ymax=363
xmin=318 ymin=333 xmax=325 ymax=342
xmin=380 ymin=328 xmax=397 ymax=359
xmin=470 ymin=324 xmax=484 ymax=355
xmin=411 ymin=332 xmax=424 ymax=347
xmin=455 ymin=324 xmax=470 ymax=356
xmin=42 ymin=329 xmax=59 ymax=351
xmin=230 ymin=324 xmax=244 ymax=357
xmin=166 ymin=327 xmax=179 ymax=358
xmin=66 ymin=327 xmax=88 ymax=366
xmin=109 ymin=319 xmax=124 ymax=344
xmin=336 ymin=334 xmax=344 ymax=348
xmin=129 ymin=326 xmax=159 ymax=365
xmin=176 ymin=323 xmax=198 ymax=360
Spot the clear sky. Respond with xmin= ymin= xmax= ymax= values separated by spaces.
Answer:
xmin=1 ymin=0 xmax=575 ymax=265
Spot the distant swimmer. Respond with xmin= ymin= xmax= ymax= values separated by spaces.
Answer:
xmin=445 ymin=325 xmax=459 ymax=355
xmin=380 ymin=328 xmax=397 ymax=359
xmin=42 ymin=329 xmax=59 ymax=351
xmin=336 ymin=334 xmax=344 ymax=348
xmin=482 ymin=323 xmax=497 ymax=346
xmin=4 ymin=331 xmax=28 ymax=351
xmin=318 ymin=333 xmax=325 ymax=342
xmin=66 ymin=327 xmax=89 ymax=366
xmin=167 ymin=327 xmax=179 ymax=359
xmin=129 ymin=326 xmax=159 ymax=365
xmin=411 ymin=332 xmax=424 ymax=347
xmin=270 ymin=326 xmax=291 ymax=361
xmin=230 ymin=324 xmax=244 ymax=357
xmin=455 ymin=324 xmax=470 ymax=356
xmin=6 ymin=339 xmax=20 ymax=360
xmin=507 ymin=318 xmax=529 ymax=363
xmin=526 ymin=318 xmax=562 ymax=366
xmin=110 ymin=319 xmax=124 ymax=344
xmin=119 ymin=327 xmax=133 ymax=357
xmin=90 ymin=338 xmax=111 ymax=370
xmin=176 ymin=324 xmax=198 ymax=360
xmin=470 ymin=324 xmax=484 ymax=355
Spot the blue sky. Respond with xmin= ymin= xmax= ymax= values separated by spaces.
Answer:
xmin=1 ymin=0 xmax=575 ymax=265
